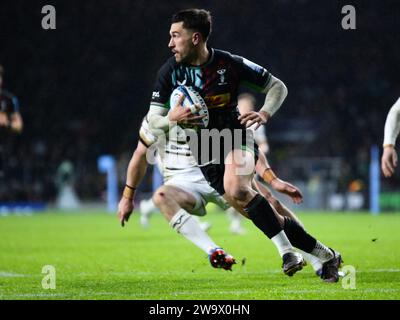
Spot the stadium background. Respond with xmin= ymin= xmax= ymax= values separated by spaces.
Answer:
xmin=1 ymin=0 xmax=400 ymax=302
xmin=0 ymin=0 xmax=399 ymax=211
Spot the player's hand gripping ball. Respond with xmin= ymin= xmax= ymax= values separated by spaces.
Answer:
xmin=169 ymin=86 xmax=209 ymax=129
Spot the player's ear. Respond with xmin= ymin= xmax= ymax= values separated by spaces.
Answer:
xmin=192 ymin=32 xmax=201 ymax=45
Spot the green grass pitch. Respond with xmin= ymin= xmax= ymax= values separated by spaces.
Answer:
xmin=0 ymin=207 xmax=399 ymax=300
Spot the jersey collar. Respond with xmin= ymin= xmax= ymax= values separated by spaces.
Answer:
xmin=184 ymin=47 xmax=214 ymax=69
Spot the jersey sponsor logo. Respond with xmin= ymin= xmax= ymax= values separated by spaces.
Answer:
xmin=217 ymin=69 xmax=227 ymax=85
xmin=169 ymin=144 xmax=190 ymax=151
xmin=172 ymin=67 xmax=204 ymax=90
xmin=172 ymin=214 xmax=184 ymax=228
xmin=204 ymin=93 xmax=231 ymax=109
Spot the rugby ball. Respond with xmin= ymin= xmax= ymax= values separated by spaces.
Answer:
xmin=169 ymin=86 xmax=209 ymax=129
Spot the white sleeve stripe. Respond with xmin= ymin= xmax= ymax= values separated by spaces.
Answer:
xmin=151 ymin=102 xmax=169 ymax=108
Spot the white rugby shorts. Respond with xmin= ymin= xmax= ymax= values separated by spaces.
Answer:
xmin=164 ymin=167 xmax=230 ymax=216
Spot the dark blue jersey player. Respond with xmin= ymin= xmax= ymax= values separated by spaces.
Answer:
xmin=0 ymin=65 xmax=23 ymax=178
xmin=145 ymin=9 xmax=342 ymax=282
xmin=0 ymin=65 xmax=23 ymax=136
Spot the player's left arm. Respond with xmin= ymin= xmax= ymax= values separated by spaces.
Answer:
xmin=255 ymin=151 xmax=303 ymax=203
xmin=252 ymin=179 xmax=304 ymax=227
xmin=259 ymin=75 xmax=288 ymax=119
xmin=239 ymin=75 xmax=288 ymax=129
xmin=234 ymin=55 xmax=288 ymax=129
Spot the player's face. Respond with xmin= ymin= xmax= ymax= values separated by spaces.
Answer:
xmin=168 ymin=22 xmax=196 ymax=63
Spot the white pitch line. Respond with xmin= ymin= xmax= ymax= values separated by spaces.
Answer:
xmin=1 ymin=293 xmax=68 ymax=298
xmin=99 ymin=268 xmax=400 ymax=276
xmin=285 ymin=288 xmax=400 ymax=294
xmin=0 ymin=290 xmax=255 ymax=298
xmin=1 ymin=268 xmax=399 ymax=280
xmin=2 ymin=288 xmax=400 ymax=299
xmin=371 ymin=269 xmax=400 ymax=273
xmin=0 ymin=271 xmax=28 ymax=278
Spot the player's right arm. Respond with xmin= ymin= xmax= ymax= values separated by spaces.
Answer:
xmin=148 ymin=92 xmax=203 ymax=132
xmin=147 ymin=61 xmax=203 ymax=133
xmin=382 ymin=97 xmax=400 ymax=177
xmin=148 ymin=94 xmax=198 ymax=131
xmin=118 ymin=140 xmax=149 ymax=226
xmin=118 ymin=116 xmax=161 ymax=226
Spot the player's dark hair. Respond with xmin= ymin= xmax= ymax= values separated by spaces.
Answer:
xmin=171 ymin=9 xmax=212 ymax=41
xmin=0 ymin=65 xmax=4 ymax=76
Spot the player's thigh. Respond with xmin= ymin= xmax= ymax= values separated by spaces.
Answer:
xmin=222 ymin=193 xmax=250 ymax=219
xmin=160 ymin=184 xmax=197 ymax=210
xmin=223 ymin=149 xmax=255 ymax=199
xmin=224 ymin=149 xmax=255 ymax=183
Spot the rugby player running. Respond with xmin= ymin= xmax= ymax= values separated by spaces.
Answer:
xmin=138 ymin=9 xmax=341 ymax=281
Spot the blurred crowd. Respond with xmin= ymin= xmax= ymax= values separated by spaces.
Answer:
xmin=0 ymin=0 xmax=399 ymax=204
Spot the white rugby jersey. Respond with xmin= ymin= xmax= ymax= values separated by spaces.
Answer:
xmin=139 ymin=116 xmax=267 ymax=180
xmin=139 ymin=117 xmax=199 ymax=180
xmin=251 ymin=123 xmax=267 ymax=146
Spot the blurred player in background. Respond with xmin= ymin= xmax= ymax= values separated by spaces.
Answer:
xmin=0 ymin=65 xmax=23 ymax=181
xmin=381 ymin=97 xmax=400 ymax=178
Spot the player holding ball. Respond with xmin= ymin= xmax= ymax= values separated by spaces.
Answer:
xmin=138 ymin=9 xmax=342 ymax=281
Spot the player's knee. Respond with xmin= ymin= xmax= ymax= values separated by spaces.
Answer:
xmin=226 ymin=184 xmax=251 ymax=203
xmin=152 ymin=186 xmax=169 ymax=206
